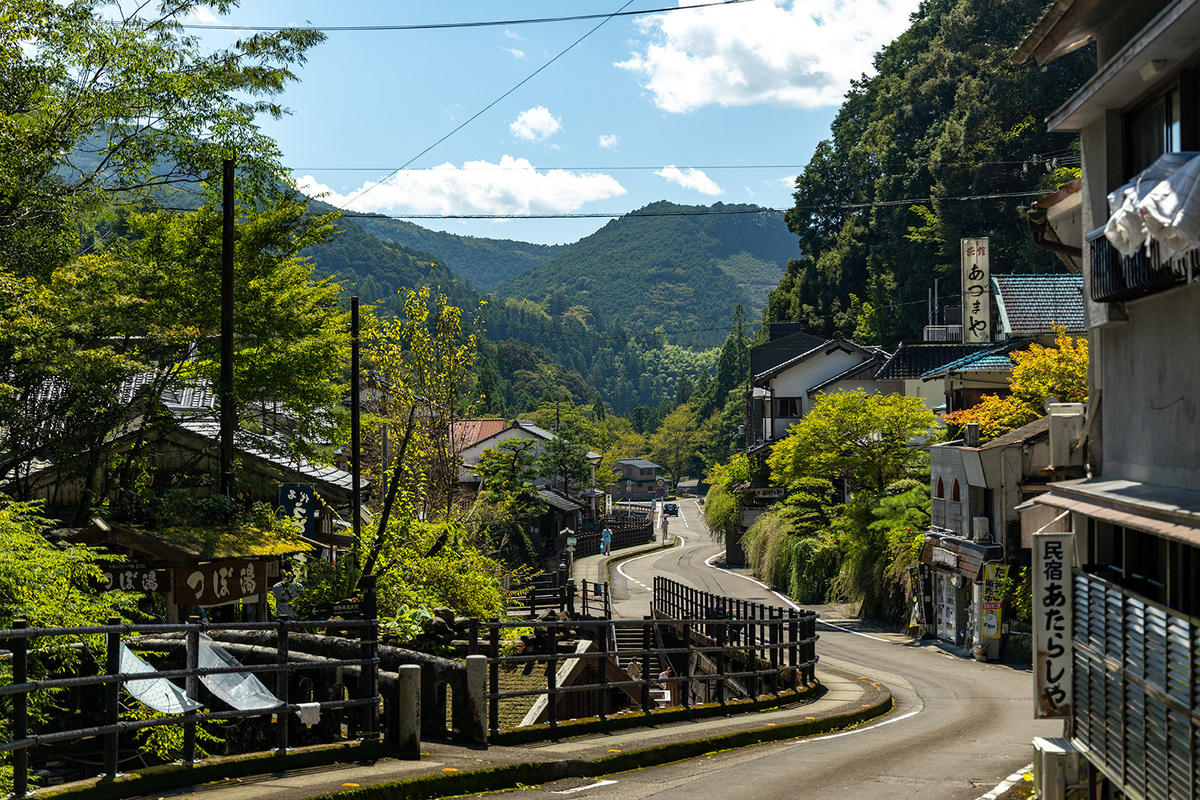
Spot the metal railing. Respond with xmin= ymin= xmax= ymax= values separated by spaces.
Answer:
xmin=0 ymin=595 xmax=380 ymax=799
xmin=653 ymin=576 xmax=819 ymax=685
xmin=1071 ymin=568 xmax=1200 ymax=800
xmin=1087 ymin=227 xmax=1195 ymax=303
xmin=475 ymin=613 xmax=815 ymax=736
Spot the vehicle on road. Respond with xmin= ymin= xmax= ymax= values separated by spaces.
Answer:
xmin=663 ymin=502 xmax=679 ymax=516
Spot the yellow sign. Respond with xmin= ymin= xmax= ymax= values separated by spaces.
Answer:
xmin=981 ymin=563 xmax=1008 ymax=640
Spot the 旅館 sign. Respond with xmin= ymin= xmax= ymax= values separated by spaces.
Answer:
xmin=174 ymin=559 xmax=267 ymax=607
xmin=961 ymin=237 xmax=991 ymax=343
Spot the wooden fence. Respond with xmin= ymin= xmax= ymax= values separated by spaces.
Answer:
xmin=653 ymin=576 xmax=819 ymax=685
xmin=0 ymin=583 xmax=381 ymax=799
xmin=472 ymin=611 xmax=818 ymax=736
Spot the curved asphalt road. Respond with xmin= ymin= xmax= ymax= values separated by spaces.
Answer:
xmin=479 ymin=498 xmax=1063 ymax=800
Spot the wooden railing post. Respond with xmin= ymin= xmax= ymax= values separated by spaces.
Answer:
xmin=715 ymin=620 xmax=727 ymax=706
xmin=13 ymin=619 xmax=28 ymax=798
xmin=769 ymin=607 xmax=780 ymax=696
xmin=276 ymin=614 xmax=290 ymax=753
xmin=488 ymin=620 xmax=500 ymax=734
xmin=640 ymin=618 xmax=652 ymax=714
xmin=184 ymin=616 xmax=200 ymax=764
xmin=547 ymin=622 xmax=559 ymax=731
xmin=598 ymin=620 xmax=610 ymax=722
xmin=360 ymin=574 xmax=379 ymax=738
xmin=682 ymin=622 xmax=693 ymax=710
xmin=788 ymin=610 xmax=799 ymax=686
xmin=105 ymin=616 xmax=122 ymax=776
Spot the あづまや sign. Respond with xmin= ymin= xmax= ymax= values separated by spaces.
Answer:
xmin=961 ymin=237 xmax=991 ymax=343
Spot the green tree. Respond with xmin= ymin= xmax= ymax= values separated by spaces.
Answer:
xmin=538 ymin=433 xmax=593 ymax=497
xmin=768 ymin=391 xmax=939 ymax=494
xmin=944 ymin=326 xmax=1088 ymax=439
xmin=651 ymin=405 xmax=699 ymax=489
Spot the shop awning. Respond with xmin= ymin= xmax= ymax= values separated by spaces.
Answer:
xmin=921 ymin=533 xmax=1004 ymax=581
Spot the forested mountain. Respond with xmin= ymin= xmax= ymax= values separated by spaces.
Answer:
xmin=351 ymin=215 xmax=567 ymax=291
xmin=764 ymin=0 xmax=1095 ymax=346
xmin=494 ymin=201 xmax=796 ymax=348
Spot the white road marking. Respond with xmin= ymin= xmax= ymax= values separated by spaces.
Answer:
xmin=702 ymin=552 xmax=890 ymax=643
xmin=553 ymin=779 xmax=618 ymax=794
xmin=617 ymin=536 xmax=684 ymax=591
xmin=798 ymin=707 xmax=921 ymax=743
xmin=974 ymin=764 xmax=1033 ymax=800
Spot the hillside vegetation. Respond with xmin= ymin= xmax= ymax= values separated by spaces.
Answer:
xmin=353 ymin=215 xmax=567 ymax=291
xmin=494 ymin=201 xmax=796 ymax=348
xmin=764 ymin=0 xmax=1094 ymax=347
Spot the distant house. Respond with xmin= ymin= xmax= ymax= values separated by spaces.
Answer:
xmin=746 ymin=330 xmax=888 ymax=455
xmin=919 ymin=340 xmax=1027 ymax=414
xmin=457 ymin=419 xmax=601 ymax=493
xmin=990 ymin=274 xmax=1085 ymax=342
xmin=874 ymin=343 xmax=990 ymax=411
xmin=609 ymin=458 xmax=661 ymax=501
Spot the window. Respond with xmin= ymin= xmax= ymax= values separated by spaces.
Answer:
xmin=775 ymin=397 xmax=803 ymax=417
xmin=951 ymin=479 xmax=960 ymax=503
xmin=935 ymin=477 xmax=944 ymax=499
xmin=1129 ymin=87 xmax=1181 ymax=176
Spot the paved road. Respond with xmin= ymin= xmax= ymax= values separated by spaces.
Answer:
xmin=476 ymin=497 xmax=1062 ymax=800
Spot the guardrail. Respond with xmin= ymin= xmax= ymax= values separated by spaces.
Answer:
xmin=0 ymin=584 xmax=380 ymax=799
xmin=474 ymin=610 xmax=816 ymax=737
xmin=653 ymin=576 xmax=819 ymax=684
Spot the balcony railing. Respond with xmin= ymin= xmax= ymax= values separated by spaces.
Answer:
xmin=923 ymin=324 xmax=963 ymax=342
xmin=1087 ymin=227 xmax=1196 ymax=303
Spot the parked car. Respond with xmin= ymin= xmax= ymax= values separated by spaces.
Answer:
xmin=663 ymin=502 xmax=679 ymax=516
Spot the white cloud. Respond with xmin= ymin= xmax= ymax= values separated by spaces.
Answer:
xmin=502 ymin=46 xmax=526 ymax=59
xmin=295 ymin=156 xmax=626 ymax=217
xmin=510 ymin=106 xmax=562 ymax=142
xmin=503 ymin=29 xmax=525 ymax=40
xmin=778 ymin=174 xmax=799 ymax=188
xmin=656 ymin=165 xmax=723 ymax=196
xmin=184 ymin=6 xmax=226 ymax=25
xmin=598 ymin=134 xmax=620 ymax=150
xmin=615 ymin=0 xmax=922 ymax=112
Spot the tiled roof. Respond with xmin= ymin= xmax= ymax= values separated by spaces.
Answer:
xmin=177 ymin=417 xmax=365 ymax=493
xmin=876 ymin=344 xmax=991 ymax=380
xmin=753 ymin=334 xmax=877 ymax=384
xmin=921 ymin=341 xmax=1030 ymax=379
xmin=993 ymin=274 xmax=1085 ymax=336
xmin=537 ymin=488 xmax=584 ymax=512
xmin=617 ymin=458 xmax=660 ymax=469
xmin=806 ymin=355 xmax=887 ymax=396
xmin=450 ymin=418 xmax=507 ymax=451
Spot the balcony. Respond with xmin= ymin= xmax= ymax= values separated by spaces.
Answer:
xmin=923 ymin=324 xmax=963 ymax=342
xmin=1087 ymin=227 xmax=1196 ymax=303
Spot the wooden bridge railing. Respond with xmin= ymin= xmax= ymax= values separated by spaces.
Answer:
xmin=652 ymin=576 xmax=819 ymax=684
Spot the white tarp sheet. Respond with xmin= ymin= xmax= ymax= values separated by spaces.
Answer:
xmin=119 ymin=644 xmax=203 ymax=715
xmin=198 ymin=634 xmax=280 ymax=711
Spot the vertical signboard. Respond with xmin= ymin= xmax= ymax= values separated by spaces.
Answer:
xmin=279 ymin=484 xmax=316 ymax=538
xmin=961 ymin=237 xmax=991 ymax=343
xmin=981 ymin=563 xmax=1008 ymax=641
xmin=1033 ymin=532 xmax=1073 ymax=719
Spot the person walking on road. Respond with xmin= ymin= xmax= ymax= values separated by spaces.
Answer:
xmin=601 ymin=527 xmax=612 ymax=555
xmin=659 ymin=513 xmax=669 ymax=541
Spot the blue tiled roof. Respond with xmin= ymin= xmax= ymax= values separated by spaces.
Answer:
xmin=993 ymin=274 xmax=1085 ymax=336
xmin=921 ymin=340 xmax=1029 ymax=379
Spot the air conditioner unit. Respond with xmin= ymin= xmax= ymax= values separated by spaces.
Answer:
xmin=971 ymin=516 xmax=990 ymax=542
xmin=1033 ymin=737 xmax=1089 ymax=800
xmin=1048 ymin=403 xmax=1086 ymax=468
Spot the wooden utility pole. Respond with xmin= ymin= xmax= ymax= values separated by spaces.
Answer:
xmin=351 ymin=297 xmax=361 ymax=549
xmin=220 ymin=158 xmax=236 ymax=497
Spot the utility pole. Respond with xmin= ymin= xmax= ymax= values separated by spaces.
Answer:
xmin=351 ymin=297 xmax=362 ymax=554
xmin=220 ymin=157 xmax=236 ymax=498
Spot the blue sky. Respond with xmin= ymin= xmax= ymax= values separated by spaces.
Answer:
xmin=185 ymin=1 xmax=922 ymax=245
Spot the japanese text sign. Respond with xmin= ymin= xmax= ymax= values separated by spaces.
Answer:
xmin=279 ymin=483 xmax=317 ymax=538
xmin=981 ymin=563 xmax=1008 ymax=640
xmin=174 ymin=559 xmax=267 ymax=607
xmin=1032 ymin=532 xmax=1073 ymax=719
xmin=961 ymin=237 xmax=991 ymax=343
xmin=101 ymin=563 xmax=170 ymax=594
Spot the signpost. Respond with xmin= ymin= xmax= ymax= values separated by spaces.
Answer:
xmin=1033 ymin=532 xmax=1073 ymax=719
xmin=655 ymin=476 xmax=666 ymax=498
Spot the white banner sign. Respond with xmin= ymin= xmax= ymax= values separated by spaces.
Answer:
xmin=961 ymin=237 xmax=990 ymax=343
xmin=1032 ymin=532 xmax=1073 ymax=719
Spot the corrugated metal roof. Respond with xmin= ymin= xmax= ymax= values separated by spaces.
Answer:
xmin=617 ymin=458 xmax=660 ymax=469
xmin=451 ymin=418 xmax=507 ymax=451
xmin=992 ymin=274 xmax=1085 ymax=336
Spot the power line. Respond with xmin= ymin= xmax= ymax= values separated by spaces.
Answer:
xmin=342 ymin=0 xmax=638 ymax=211
xmin=180 ymin=0 xmax=758 ymax=32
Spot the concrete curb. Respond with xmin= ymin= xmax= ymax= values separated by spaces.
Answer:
xmin=599 ymin=535 xmax=679 ymax=584
xmin=319 ymin=678 xmax=893 ymax=800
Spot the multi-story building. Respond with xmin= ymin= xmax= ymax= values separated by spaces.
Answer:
xmin=1016 ymin=3 xmax=1200 ymax=797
